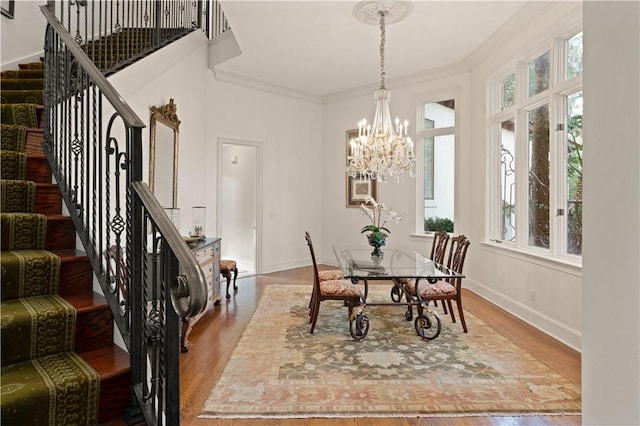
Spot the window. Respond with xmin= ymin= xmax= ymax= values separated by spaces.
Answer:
xmin=500 ymin=118 xmax=515 ymax=241
xmin=501 ymin=74 xmax=515 ymax=110
xmin=416 ymin=98 xmax=456 ymax=233
xmin=489 ymin=30 xmax=583 ymax=260
xmin=565 ymin=90 xmax=583 ymax=255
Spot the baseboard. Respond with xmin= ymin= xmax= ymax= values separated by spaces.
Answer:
xmin=465 ymin=278 xmax=582 ymax=352
xmin=262 ymin=259 xmax=310 ymax=275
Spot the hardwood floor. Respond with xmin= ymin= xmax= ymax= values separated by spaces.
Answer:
xmin=105 ymin=265 xmax=582 ymax=425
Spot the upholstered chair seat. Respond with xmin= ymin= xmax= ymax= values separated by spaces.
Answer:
xmin=405 ymin=279 xmax=457 ymax=298
xmin=318 ymin=270 xmax=344 ymax=281
xmin=320 ymin=279 xmax=362 ymax=298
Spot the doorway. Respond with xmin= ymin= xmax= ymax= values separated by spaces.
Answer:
xmin=217 ymin=139 xmax=262 ymax=277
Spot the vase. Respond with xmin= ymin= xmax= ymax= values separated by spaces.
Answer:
xmin=190 ymin=206 xmax=206 ymax=239
xmin=367 ymin=233 xmax=386 ymax=257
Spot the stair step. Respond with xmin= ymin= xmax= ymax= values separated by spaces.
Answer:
xmin=26 ymin=154 xmax=51 ymax=183
xmin=0 ymin=79 xmax=44 ymax=90
xmin=0 ymin=69 xmax=44 ymax=79
xmin=0 ymin=295 xmax=75 ymax=365
xmin=24 ymin=128 xmax=44 ymax=155
xmin=79 ymin=345 xmax=131 ymax=423
xmin=66 ymin=292 xmax=114 ymax=353
xmin=0 ymin=352 xmax=101 ymax=424
xmin=19 ymin=62 xmax=43 ymax=70
xmin=0 ymin=89 xmax=44 ymax=104
xmin=35 ymin=183 xmax=61 ymax=214
xmin=1 ymin=61 xmax=130 ymax=425
xmin=46 ymin=215 xmax=76 ymax=250
xmin=55 ymin=249 xmax=94 ymax=296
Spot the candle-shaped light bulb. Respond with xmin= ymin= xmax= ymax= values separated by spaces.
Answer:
xmin=395 ymin=117 xmax=400 ymax=133
xmin=404 ymin=120 xmax=409 ymax=136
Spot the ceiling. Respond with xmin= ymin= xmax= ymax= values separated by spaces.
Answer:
xmin=217 ymin=1 xmax=529 ymax=98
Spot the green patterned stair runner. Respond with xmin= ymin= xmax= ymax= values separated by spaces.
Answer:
xmin=0 ymin=250 xmax=60 ymax=300
xmin=1 ymin=124 xmax=27 ymax=151
xmin=1 ymin=295 xmax=75 ymax=364
xmin=1 ymin=180 xmax=35 ymax=212
xmin=0 ymin=213 xmax=46 ymax=249
xmin=1 ymin=353 xmax=99 ymax=426
xmin=1 ymin=79 xmax=44 ymax=90
xmin=0 ymin=69 xmax=44 ymax=79
xmin=1 ymin=90 xmax=44 ymax=104
xmin=1 ymin=152 xmax=27 ymax=180
xmin=1 ymin=61 xmax=100 ymax=425
xmin=0 ymin=104 xmax=39 ymax=127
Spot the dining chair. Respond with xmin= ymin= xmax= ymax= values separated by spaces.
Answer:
xmin=428 ymin=231 xmax=450 ymax=311
xmin=308 ymin=267 xmax=344 ymax=312
xmin=406 ymin=234 xmax=471 ymax=333
xmin=305 ymin=232 xmax=363 ymax=334
xmin=305 ymin=232 xmax=344 ymax=313
xmin=430 ymin=230 xmax=450 ymax=264
xmin=395 ymin=231 xmax=450 ymax=305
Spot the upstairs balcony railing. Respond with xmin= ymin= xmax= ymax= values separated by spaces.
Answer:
xmin=46 ymin=0 xmax=229 ymax=75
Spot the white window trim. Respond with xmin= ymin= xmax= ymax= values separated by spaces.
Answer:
xmin=485 ymin=22 xmax=583 ymax=266
xmin=413 ymin=88 xmax=460 ymax=235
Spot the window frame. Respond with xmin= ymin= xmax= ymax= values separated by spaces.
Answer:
xmin=486 ymin=25 xmax=583 ymax=265
xmin=413 ymin=88 xmax=459 ymax=235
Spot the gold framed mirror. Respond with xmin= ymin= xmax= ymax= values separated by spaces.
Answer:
xmin=149 ymin=99 xmax=180 ymax=208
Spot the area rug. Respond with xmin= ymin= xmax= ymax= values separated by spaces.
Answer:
xmin=200 ymin=284 xmax=581 ymax=418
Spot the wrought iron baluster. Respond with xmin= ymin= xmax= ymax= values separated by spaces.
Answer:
xmin=42 ymin=3 xmax=215 ymax=424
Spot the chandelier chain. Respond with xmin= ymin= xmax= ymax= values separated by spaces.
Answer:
xmin=379 ymin=11 xmax=386 ymax=90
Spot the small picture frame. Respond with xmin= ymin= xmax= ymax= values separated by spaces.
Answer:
xmin=346 ymin=173 xmax=377 ymax=208
xmin=1 ymin=1 xmax=15 ymax=19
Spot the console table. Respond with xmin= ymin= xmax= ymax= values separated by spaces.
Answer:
xmin=181 ymin=237 xmax=221 ymax=352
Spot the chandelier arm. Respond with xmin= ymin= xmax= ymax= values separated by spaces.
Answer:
xmin=379 ymin=11 xmax=386 ymax=90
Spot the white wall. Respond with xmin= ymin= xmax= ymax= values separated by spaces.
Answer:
xmin=582 ymin=2 xmax=640 ymax=424
xmin=205 ymin=76 xmax=324 ymax=274
xmin=0 ymin=1 xmax=47 ymax=69
xmin=106 ymin=31 xmax=211 ymax=237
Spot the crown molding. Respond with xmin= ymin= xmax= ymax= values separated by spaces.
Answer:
xmin=465 ymin=1 xmax=583 ymax=71
xmin=213 ymin=69 xmax=322 ymax=104
xmin=322 ymin=60 xmax=470 ymax=104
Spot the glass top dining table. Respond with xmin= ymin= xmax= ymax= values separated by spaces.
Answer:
xmin=332 ymin=246 xmax=464 ymax=341
xmin=332 ymin=246 xmax=461 ymax=282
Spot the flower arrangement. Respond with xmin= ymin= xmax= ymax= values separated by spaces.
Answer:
xmin=359 ymin=196 xmax=402 ymax=245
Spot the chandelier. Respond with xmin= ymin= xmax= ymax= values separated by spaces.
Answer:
xmin=347 ymin=1 xmax=415 ymax=183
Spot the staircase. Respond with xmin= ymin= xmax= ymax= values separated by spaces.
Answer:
xmin=1 ymin=62 xmax=130 ymax=425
